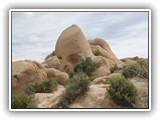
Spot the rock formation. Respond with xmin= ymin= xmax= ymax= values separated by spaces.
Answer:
xmin=12 ymin=60 xmax=47 ymax=92
xmin=45 ymin=25 xmax=123 ymax=76
xmin=45 ymin=68 xmax=69 ymax=85
xmin=12 ymin=24 xmax=124 ymax=91
xmin=12 ymin=60 xmax=69 ymax=92
xmin=11 ymin=24 xmax=148 ymax=109
xmin=45 ymin=24 xmax=94 ymax=72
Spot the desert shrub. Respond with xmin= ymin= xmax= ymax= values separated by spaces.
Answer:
xmin=122 ymin=63 xmax=141 ymax=78
xmin=93 ymin=50 xmax=103 ymax=56
xmin=74 ymin=57 xmax=96 ymax=76
xmin=107 ymin=76 xmax=138 ymax=107
xmin=137 ymin=59 xmax=148 ymax=78
xmin=57 ymin=72 xmax=90 ymax=108
xmin=12 ymin=92 xmax=36 ymax=109
xmin=122 ymin=59 xmax=148 ymax=79
xmin=110 ymin=65 xmax=119 ymax=73
xmin=25 ymin=78 xmax=58 ymax=94
xmin=68 ymin=70 xmax=75 ymax=78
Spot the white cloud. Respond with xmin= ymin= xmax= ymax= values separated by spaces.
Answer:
xmin=12 ymin=11 xmax=148 ymax=62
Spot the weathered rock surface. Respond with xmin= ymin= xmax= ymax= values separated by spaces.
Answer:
xmin=120 ymin=58 xmax=137 ymax=65
xmin=35 ymin=85 xmax=65 ymax=108
xmin=68 ymin=84 xmax=116 ymax=108
xmin=130 ymin=77 xmax=148 ymax=108
xmin=42 ymin=56 xmax=61 ymax=69
xmin=89 ymin=38 xmax=124 ymax=68
xmin=91 ymin=56 xmax=114 ymax=79
xmin=92 ymin=73 xmax=122 ymax=84
xmin=11 ymin=24 xmax=148 ymax=109
xmin=45 ymin=25 xmax=124 ymax=77
xmin=34 ymin=77 xmax=148 ymax=108
xmin=12 ymin=60 xmax=47 ymax=92
xmin=12 ymin=60 xmax=69 ymax=92
xmin=48 ymin=24 xmax=94 ymax=72
xmin=45 ymin=68 xmax=69 ymax=85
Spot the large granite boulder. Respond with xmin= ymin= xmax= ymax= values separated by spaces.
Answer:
xmin=12 ymin=60 xmax=47 ymax=92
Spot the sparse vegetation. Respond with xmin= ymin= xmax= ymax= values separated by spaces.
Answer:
xmin=107 ymin=76 xmax=138 ymax=107
xmin=57 ymin=72 xmax=90 ymax=108
xmin=110 ymin=65 xmax=119 ymax=73
xmin=73 ymin=57 xmax=96 ymax=76
xmin=122 ymin=59 xmax=148 ymax=79
xmin=93 ymin=50 xmax=103 ymax=56
xmin=12 ymin=92 xmax=36 ymax=109
xmin=25 ymin=78 xmax=58 ymax=94
xmin=137 ymin=59 xmax=148 ymax=78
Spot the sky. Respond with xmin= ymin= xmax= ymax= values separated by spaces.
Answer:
xmin=12 ymin=11 xmax=148 ymax=62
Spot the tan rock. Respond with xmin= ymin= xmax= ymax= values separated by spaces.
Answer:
xmin=91 ymin=66 xmax=110 ymax=79
xmin=92 ymin=73 xmax=122 ymax=84
xmin=91 ymin=56 xmax=117 ymax=79
xmin=12 ymin=60 xmax=47 ymax=92
xmin=44 ymin=25 xmax=123 ymax=79
xmin=89 ymin=38 xmax=124 ymax=68
xmin=130 ymin=77 xmax=148 ymax=108
xmin=35 ymin=77 xmax=148 ymax=108
xmin=42 ymin=56 xmax=61 ymax=69
xmin=121 ymin=58 xmax=137 ymax=65
xmin=35 ymin=85 xmax=65 ymax=108
xmin=45 ymin=51 xmax=55 ymax=60
xmin=54 ymin=24 xmax=94 ymax=72
xmin=68 ymin=84 xmax=117 ymax=108
xmin=45 ymin=68 xmax=69 ymax=85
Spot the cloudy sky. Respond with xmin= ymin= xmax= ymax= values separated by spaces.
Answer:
xmin=12 ymin=11 xmax=148 ymax=62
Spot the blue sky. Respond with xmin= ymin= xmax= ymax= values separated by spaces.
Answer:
xmin=12 ymin=11 xmax=148 ymax=62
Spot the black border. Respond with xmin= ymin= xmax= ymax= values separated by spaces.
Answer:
xmin=10 ymin=9 xmax=150 ymax=110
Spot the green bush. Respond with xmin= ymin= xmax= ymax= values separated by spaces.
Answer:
xmin=110 ymin=65 xmax=119 ymax=73
xmin=108 ymin=76 xmax=138 ymax=107
xmin=57 ymin=72 xmax=90 ymax=108
xmin=93 ymin=50 xmax=103 ymax=56
xmin=12 ymin=92 xmax=35 ymax=109
xmin=122 ymin=59 xmax=148 ymax=79
xmin=25 ymin=78 xmax=58 ymax=94
xmin=137 ymin=59 xmax=148 ymax=78
xmin=74 ymin=57 xmax=96 ymax=76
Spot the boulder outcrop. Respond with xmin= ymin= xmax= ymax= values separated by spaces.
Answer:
xmin=12 ymin=60 xmax=47 ymax=92
xmin=54 ymin=24 xmax=94 ymax=72
xmin=45 ymin=25 xmax=123 ymax=77
xmin=45 ymin=68 xmax=69 ymax=85
xmin=42 ymin=56 xmax=61 ymax=69
xmin=12 ymin=60 xmax=69 ymax=92
xmin=89 ymin=38 xmax=124 ymax=68
xmin=12 ymin=25 xmax=125 ymax=91
xmin=11 ymin=24 xmax=148 ymax=109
